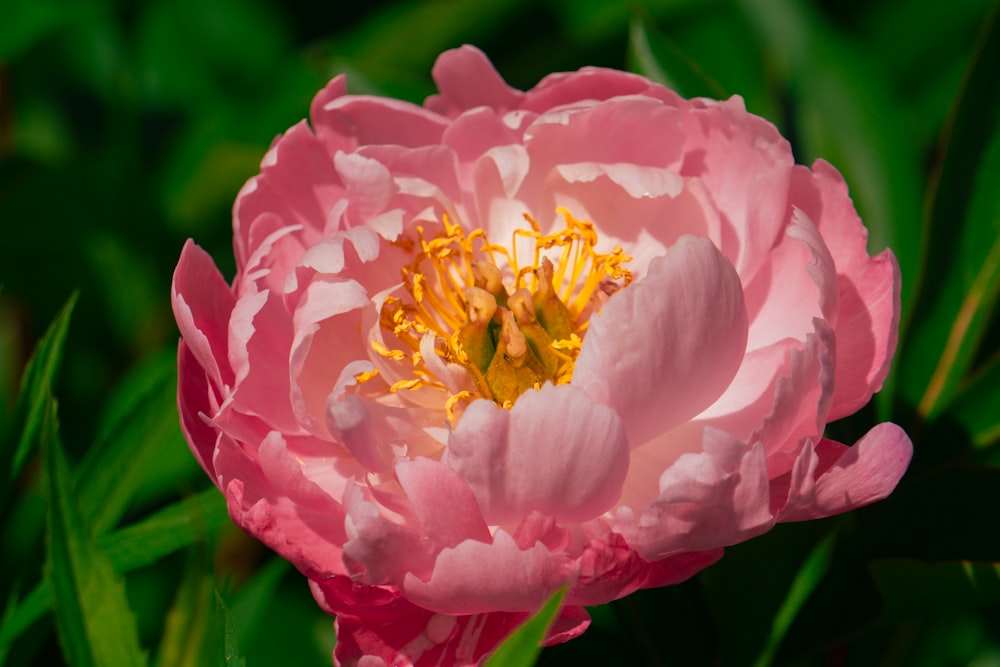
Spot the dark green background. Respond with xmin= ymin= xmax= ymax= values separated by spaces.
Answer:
xmin=2 ymin=0 xmax=999 ymax=665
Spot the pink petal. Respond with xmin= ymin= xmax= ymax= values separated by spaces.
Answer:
xmin=614 ymin=429 xmax=772 ymax=559
xmin=541 ymin=166 xmax=723 ymax=279
xmin=523 ymin=66 xmax=677 ymax=111
xmin=790 ymin=161 xmax=901 ymax=419
xmin=427 ymin=45 xmax=524 ymax=117
xmin=172 ymin=240 xmax=235 ymax=389
xmin=214 ymin=433 xmax=349 ymax=579
xmin=574 ymin=235 xmax=748 ymax=448
xmin=227 ymin=287 xmax=299 ymax=433
xmin=446 ymin=384 xmax=629 ymax=525
xmin=311 ymin=576 xmax=583 ymax=667
xmin=743 ymin=209 xmax=839 ymax=352
xmin=176 ymin=341 xmax=220 ymax=477
xmin=394 ymin=457 xmax=492 ymax=547
xmin=315 ymin=94 xmax=449 ymax=148
xmin=778 ymin=422 xmax=912 ymax=521
xmin=676 ymin=96 xmax=793 ymax=281
xmin=402 ymin=530 xmax=573 ymax=614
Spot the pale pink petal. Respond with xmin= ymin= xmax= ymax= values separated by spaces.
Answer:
xmin=446 ymin=384 xmax=629 ymax=525
xmin=541 ymin=166 xmax=723 ymax=278
xmin=614 ymin=429 xmax=772 ymax=560
xmin=676 ymin=96 xmax=793 ymax=281
xmin=574 ymin=235 xmax=748 ymax=447
xmin=743 ymin=209 xmax=839 ymax=351
xmin=402 ymin=530 xmax=573 ymax=614
xmin=427 ymin=45 xmax=524 ymax=117
xmin=790 ymin=161 xmax=901 ymax=419
xmin=778 ymin=423 xmax=912 ymax=521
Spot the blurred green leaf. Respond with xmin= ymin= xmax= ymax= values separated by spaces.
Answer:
xmin=485 ymin=587 xmax=566 ymax=667
xmin=948 ymin=350 xmax=1000 ymax=449
xmin=75 ymin=347 xmax=195 ymax=534
xmin=0 ymin=0 xmax=95 ymax=61
xmin=752 ymin=531 xmax=835 ymax=667
xmin=0 ymin=292 xmax=76 ymax=514
xmin=899 ymin=5 xmax=1000 ymax=421
xmin=740 ymin=0 xmax=924 ymax=314
xmin=872 ymin=560 xmax=1000 ymax=618
xmin=43 ymin=394 xmax=148 ymax=667
xmin=216 ymin=592 xmax=246 ymax=667
xmin=153 ymin=561 xmax=218 ymax=667
xmin=626 ymin=17 xmax=727 ymax=99
xmin=97 ymin=488 xmax=229 ymax=573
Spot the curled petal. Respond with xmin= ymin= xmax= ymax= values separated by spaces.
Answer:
xmin=574 ymin=235 xmax=748 ymax=447
xmin=446 ymin=384 xmax=629 ymax=525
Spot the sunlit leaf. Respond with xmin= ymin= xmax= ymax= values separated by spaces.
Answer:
xmin=43 ymin=395 xmax=148 ymax=667
xmin=948 ymin=350 xmax=1000 ymax=449
xmin=216 ymin=592 xmax=247 ymax=667
xmin=485 ymin=587 xmax=566 ymax=667
xmin=900 ymin=5 xmax=1000 ymax=421
xmin=154 ymin=561 xmax=218 ymax=667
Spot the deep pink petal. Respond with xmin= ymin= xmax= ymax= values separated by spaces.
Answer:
xmin=523 ymin=66 xmax=680 ymax=111
xmin=446 ymin=384 xmax=629 ymax=525
xmin=172 ymin=239 xmax=235 ymax=389
xmin=574 ymin=235 xmax=748 ymax=447
xmin=778 ymin=422 xmax=912 ymax=521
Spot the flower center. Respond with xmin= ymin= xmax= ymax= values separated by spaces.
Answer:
xmin=371 ymin=209 xmax=631 ymax=417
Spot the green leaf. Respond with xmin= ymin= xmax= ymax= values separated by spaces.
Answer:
xmin=899 ymin=5 xmax=1000 ymax=420
xmin=43 ymin=393 xmax=148 ymax=667
xmin=97 ymin=487 xmax=230 ymax=573
xmin=947 ymin=350 xmax=1000 ymax=449
xmin=1 ymin=292 xmax=76 ymax=513
xmin=216 ymin=592 xmax=246 ymax=667
xmin=752 ymin=531 xmax=836 ymax=667
xmin=485 ymin=587 xmax=566 ymax=667
xmin=75 ymin=347 xmax=197 ymax=535
xmin=154 ymin=561 xmax=219 ymax=667
xmin=626 ymin=17 xmax=727 ymax=99
xmin=0 ymin=582 xmax=52 ymax=662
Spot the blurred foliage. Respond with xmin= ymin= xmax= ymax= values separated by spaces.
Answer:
xmin=1 ymin=0 xmax=999 ymax=665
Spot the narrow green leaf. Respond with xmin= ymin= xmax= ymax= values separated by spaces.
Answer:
xmin=1 ymin=292 xmax=76 ymax=512
xmin=0 ymin=582 xmax=52 ymax=662
xmin=154 ymin=562 xmax=219 ymax=667
xmin=752 ymin=531 xmax=836 ymax=667
xmin=97 ymin=487 xmax=230 ymax=573
xmin=75 ymin=348 xmax=195 ymax=535
xmin=626 ymin=17 xmax=727 ymax=99
xmin=948 ymin=350 xmax=1000 ymax=449
xmin=901 ymin=5 xmax=1000 ymax=419
xmin=216 ymin=592 xmax=246 ymax=667
xmin=43 ymin=395 xmax=148 ymax=667
xmin=485 ymin=587 xmax=567 ymax=667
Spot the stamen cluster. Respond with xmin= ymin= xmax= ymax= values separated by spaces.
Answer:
xmin=372 ymin=209 xmax=632 ymax=414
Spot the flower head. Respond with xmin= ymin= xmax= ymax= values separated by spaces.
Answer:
xmin=172 ymin=45 xmax=912 ymax=666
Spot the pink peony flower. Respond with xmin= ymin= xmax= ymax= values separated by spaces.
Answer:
xmin=172 ymin=45 xmax=912 ymax=666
